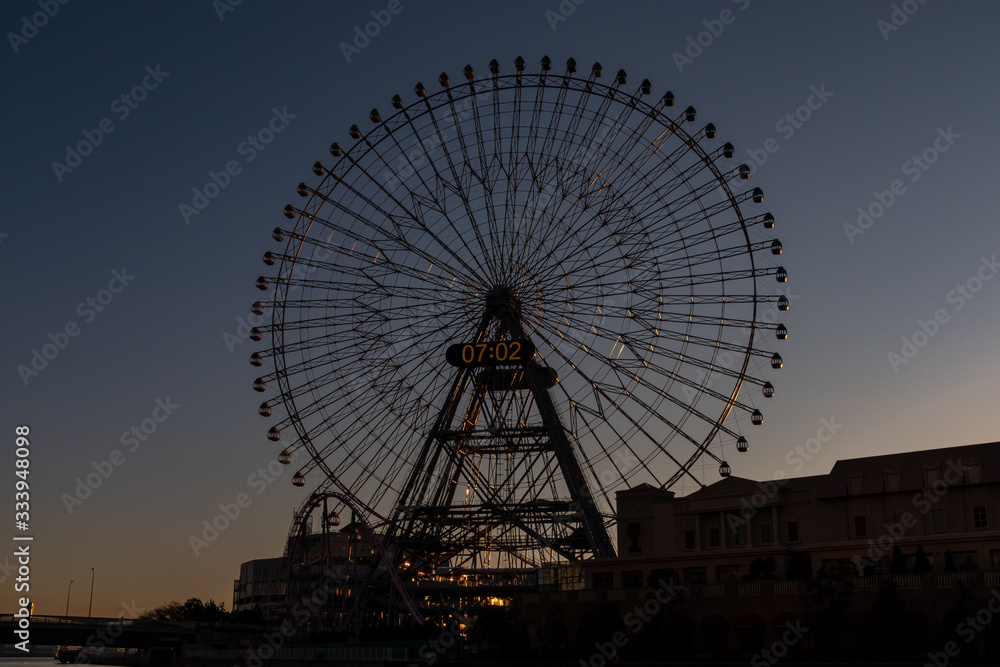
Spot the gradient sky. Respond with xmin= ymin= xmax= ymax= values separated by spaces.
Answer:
xmin=4 ymin=1 xmax=1000 ymax=617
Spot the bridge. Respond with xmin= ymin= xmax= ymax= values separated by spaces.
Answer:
xmin=0 ymin=614 xmax=270 ymax=656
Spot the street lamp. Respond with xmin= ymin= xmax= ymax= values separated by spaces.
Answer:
xmin=65 ymin=580 xmax=74 ymax=617
xmin=88 ymin=568 xmax=95 ymax=617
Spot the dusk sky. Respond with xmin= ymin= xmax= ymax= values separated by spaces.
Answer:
xmin=4 ymin=1 xmax=1000 ymax=617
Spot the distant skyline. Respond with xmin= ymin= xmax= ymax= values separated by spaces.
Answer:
xmin=5 ymin=1 xmax=1000 ymax=616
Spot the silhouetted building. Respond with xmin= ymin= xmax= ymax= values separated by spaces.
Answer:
xmin=520 ymin=441 xmax=1000 ymax=654
xmin=233 ymin=557 xmax=286 ymax=612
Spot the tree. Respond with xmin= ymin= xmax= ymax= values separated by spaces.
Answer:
xmin=786 ymin=551 xmax=813 ymax=580
xmin=913 ymin=545 xmax=932 ymax=573
xmin=746 ymin=556 xmax=778 ymax=581
xmin=470 ymin=606 xmax=529 ymax=658
xmin=889 ymin=546 xmax=907 ymax=574
xmin=803 ymin=562 xmax=853 ymax=653
xmin=575 ymin=603 xmax=626 ymax=657
xmin=138 ymin=597 xmax=230 ymax=623
xmin=870 ymin=580 xmax=907 ymax=649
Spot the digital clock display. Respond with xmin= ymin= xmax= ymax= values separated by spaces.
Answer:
xmin=445 ymin=340 xmax=535 ymax=368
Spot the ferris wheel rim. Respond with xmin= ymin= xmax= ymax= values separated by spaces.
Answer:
xmin=254 ymin=56 xmax=787 ymax=527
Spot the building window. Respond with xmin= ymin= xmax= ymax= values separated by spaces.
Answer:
xmin=650 ymin=568 xmax=680 ymax=587
xmin=760 ymin=523 xmax=773 ymax=545
xmin=622 ymin=570 xmax=643 ymax=588
xmin=684 ymin=528 xmax=696 ymax=550
xmin=974 ymin=506 xmax=989 ymax=529
xmin=716 ymin=564 xmax=741 ymax=584
xmin=924 ymin=464 xmax=941 ymax=488
xmin=734 ymin=524 xmax=748 ymax=547
xmin=787 ymin=520 xmax=799 ymax=543
xmin=931 ymin=509 xmax=947 ymax=533
xmin=955 ymin=551 xmax=979 ymax=572
xmin=683 ymin=567 xmax=707 ymax=585
xmin=626 ymin=522 xmax=641 ymax=553
xmin=708 ymin=527 xmax=721 ymax=548
xmin=967 ymin=459 xmax=982 ymax=484
xmin=884 ymin=467 xmax=901 ymax=492
xmin=854 ymin=515 xmax=868 ymax=538
xmin=593 ymin=572 xmax=614 ymax=589
xmin=847 ymin=469 xmax=863 ymax=495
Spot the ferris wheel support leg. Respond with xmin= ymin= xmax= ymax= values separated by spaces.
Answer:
xmin=499 ymin=308 xmax=616 ymax=559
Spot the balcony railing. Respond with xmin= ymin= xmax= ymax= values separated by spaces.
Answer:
xmin=514 ymin=571 xmax=1000 ymax=605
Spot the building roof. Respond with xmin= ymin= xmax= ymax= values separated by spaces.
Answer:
xmin=620 ymin=441 xmax=999 ymax=503
xmin=816 ymin=441 xmax=998 ymax=498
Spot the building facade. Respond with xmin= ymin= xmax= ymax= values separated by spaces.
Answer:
xmin=602 ymin=441 xmax=1000 ymax=587
xmin=233 ymin=557 xmax=287 ymax=612
xmin=517 ymin=442 xmax=1000 ymax=654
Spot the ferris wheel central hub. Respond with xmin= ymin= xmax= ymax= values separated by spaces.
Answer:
xmin=485 ymin=285 xmax=522 ymax=320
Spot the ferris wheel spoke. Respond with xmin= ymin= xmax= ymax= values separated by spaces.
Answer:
xmin=546 ymin=313 xmax=758 ymax=419
xmin=257 ymin=57 xmax=789 ymax=583
xmin=530 ymin=325 xmax=709 ymax=485
xmin=421 ymin=94 xmax=504 ymax=275
xmin=322 ymin=140 xmax=492 ymax=286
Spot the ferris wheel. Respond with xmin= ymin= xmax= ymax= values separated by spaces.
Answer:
xmin=251 ymin=56 xmax=788 ymax=574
